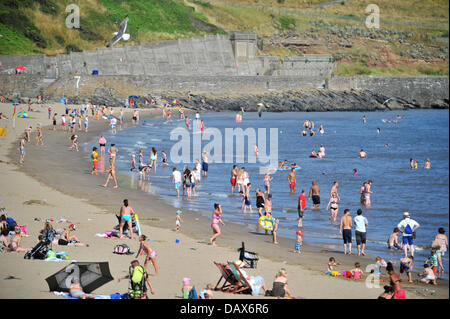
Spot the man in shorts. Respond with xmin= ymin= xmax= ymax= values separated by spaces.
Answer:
xmin=297 ymin=190 xmax=306 ymax=228
xmin=340 ymin=209 xmax=353 ymax=255
xmin=172 ymin=167 xmax=182 ymax=198
xmin=201 ymin=151 xmax=209 ymax=177
xmin=354 ymin=209 xmax=368 ymax=256
xmin=308 ymin=180 xmax=321 ymax=209
xmin=288 ymin=168 xmax=296 ymax=195
xmin=397 ymin=212 xmax=420 ymax=257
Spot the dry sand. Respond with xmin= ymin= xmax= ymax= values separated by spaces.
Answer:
xmin=0 ymin=102 xmax=447 ymax=300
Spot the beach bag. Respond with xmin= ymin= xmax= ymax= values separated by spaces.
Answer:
xmin=113 ymin=244 xmax=133 ymax=255
xmin=129 ymin=265 xmax=146 ymax=299
xmin=188 ymin=286 xmax=198 ymax=299
xmin=5 ymin=217 xmax=17 ymax=232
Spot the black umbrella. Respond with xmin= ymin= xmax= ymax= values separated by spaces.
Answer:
xmin=45 ymin=262 xmax=114 ymax=293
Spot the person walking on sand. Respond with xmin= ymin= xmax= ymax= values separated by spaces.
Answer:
xmin=36 ymin=126 xmax=43 ymax=146
xmin=354 ymin=209 xmax=368 ymax=256
xmin=297 ymin=190 xmax=306 ymax=228
xmin=308 ymin=180 xmax=321 ymax=209
xmin=103 ymin=158 xmax=118 ymax=188
xmin=397 ymin=212 xmax=420 ymax=257
xmin=136 ymin=234 xmax=159 ymax=276
xmin=288 ymin=168 xmax=296 ymax=195
xmin=119 ymin=199 xmax=135 ymax=239
xmin=18 ymin=136 xmax=26 ymax=164
xmin=340 ymin=209 xmax=353 ymax=255
xmin=210 ymin=203 xmax=224 ymax=246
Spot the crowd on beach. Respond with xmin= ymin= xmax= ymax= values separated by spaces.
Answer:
xmin=1 ymin=96 xmax=448 ymax=300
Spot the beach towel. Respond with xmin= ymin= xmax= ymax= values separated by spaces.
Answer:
xmin=53 ymin=291 xmax=115 ymax=299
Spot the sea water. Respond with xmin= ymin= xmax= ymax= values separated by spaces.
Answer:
xmin=91 ymin=110 xmax=449 ymax=277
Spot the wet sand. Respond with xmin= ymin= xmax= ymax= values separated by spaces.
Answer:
xmin=0 ymin=102 xmax=447 ymax=299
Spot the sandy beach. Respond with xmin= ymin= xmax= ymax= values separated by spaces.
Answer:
xmin=0 ymin=101 xmax=447 ymax=300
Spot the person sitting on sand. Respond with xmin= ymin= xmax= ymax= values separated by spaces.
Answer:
xmin=58 ymin=226 xmax=89 ymax=247
xmin=351 ymin=262 xmax=363 ymax=280
xmin=327 ymin=257 xmax=340 ymax=273
xmin=267 ymin=268 xmax=292 ymax=297
xmin=199 ymin=284 xmax=214 ymax=299
xmin=8 ymin=227 xmax=29 ymax=253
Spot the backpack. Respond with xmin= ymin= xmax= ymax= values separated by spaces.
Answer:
xmin=188 ymin=286 xmax=198 ymax=299
xmin=113 ymin=244 xmax=133 ymax=255
xmin=129 ymin=265 xmax=146 ymax=299
xmin=404 ymin=224 xmax=413 ymax=235
xmin=5 ymin=217 xmax=17 ymax=232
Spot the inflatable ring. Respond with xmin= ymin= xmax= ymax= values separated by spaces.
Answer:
xmin=258 ymin=216 xmax=275 ymax=231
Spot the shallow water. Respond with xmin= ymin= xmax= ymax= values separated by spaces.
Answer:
xmin=89 ymin=110 xmax=449 ymax=278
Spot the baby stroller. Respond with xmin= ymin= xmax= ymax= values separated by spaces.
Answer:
xmin=24 ymin=227 xmax=55 ymax=260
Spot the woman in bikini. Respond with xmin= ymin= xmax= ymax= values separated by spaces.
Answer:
xmin=210 ymin=203 xmax=224 ymax=246
xmin=326 ymin=192 xmax=339 ymax=224
xmin=119 ymin=199 xmax=135 ymax=239
xmin=263 ymin=172 xmax=272 ymax=194
xmin=136 ymin=234 xmax=159 ymax=276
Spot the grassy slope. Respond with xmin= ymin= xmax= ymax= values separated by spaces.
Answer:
xmin=0 ymin=0 xmax=224 ymax=55
xmin=189 ymin=0 xmax=449 ymax=75
xmin=0 ymin=0 xmax=448 ymax=75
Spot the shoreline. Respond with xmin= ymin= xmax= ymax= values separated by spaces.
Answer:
xmin=1 ymin=103 xmax=448 ymax=299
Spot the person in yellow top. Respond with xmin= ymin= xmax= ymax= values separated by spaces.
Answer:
xmin=91 ymin=147 xmax=99 ymax=175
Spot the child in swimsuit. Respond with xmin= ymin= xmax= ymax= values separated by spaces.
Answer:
xmin=136 ymin=234 xmax=159 ymax=276
xmin=399 ymin=256 xmax=414 ymax=282
xmin=351 ymin=262 xmax=363 ymax=280
xmin=175 ymin=210 xmax=183 ymax=232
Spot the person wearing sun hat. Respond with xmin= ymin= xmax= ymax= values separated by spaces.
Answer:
xmin=397 ymin=212 xmax=420 ymax=258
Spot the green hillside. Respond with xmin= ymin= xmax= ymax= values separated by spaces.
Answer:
xmin=0 ymin=0 xmax=448 ymax=76
xmin=0 ymin=0 xmax=224 ymax=55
